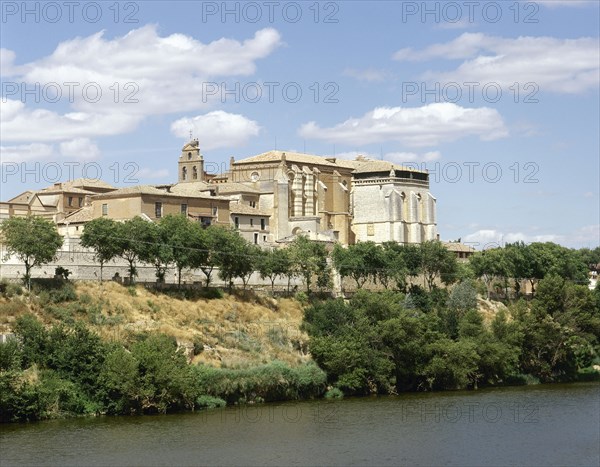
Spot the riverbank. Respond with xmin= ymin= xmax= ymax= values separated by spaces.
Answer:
xmin=1 ymin=278 xmax=599 ymax=423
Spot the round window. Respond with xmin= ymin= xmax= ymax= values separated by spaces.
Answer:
xmin=250 ymin=171 xmax=260 ymax=182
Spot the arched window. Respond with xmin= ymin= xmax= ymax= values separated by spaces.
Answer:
xmin=188 ymin=152 xmax=192 ymax=160
xmin=192 ymin=166 xmax=198 ymax=180
xmin=182 ymin=166 xmax=187 ymax=181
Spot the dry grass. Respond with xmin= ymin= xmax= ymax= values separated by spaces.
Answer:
xmin=1 ymin=281 xmax=311 ymax=368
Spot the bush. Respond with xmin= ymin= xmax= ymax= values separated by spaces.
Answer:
xmin=6 ymin=282 xmax=23 ymax=298
xmin=324 ymin=387 xmax=344 ymax=399
xmin=194 ymin=361 xmax=326 ymax=405
xmin=196 ymin=395 xmax=226 ymax=409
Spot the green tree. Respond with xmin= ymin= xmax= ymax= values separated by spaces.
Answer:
xmin=198 ymin=226 xmax=226 ymax=287
xmin=332 ymin=241 xmax=383 ymax=289
xmin=137 ymin=219 xmax=172 ymax=283
xmin=158 ymin=215 xmax=202 ymax=286
xmin=419 ymin=240 xmax=459 ymax=290
xmin=288 ymin=236 xmax=329 ymax=293
xmin=258 ymin=248 xmax=291 ymax=292
xmin=381 ymin=242 xmax=409 ymax=291
xmin=214 ymin=228 xmax=255 ymax=290
xmin=114 ymin=217 xmax=151 ymax=284
xmin=80 ymin=217 xmax=121 ymax=281
xmin=130 ymin=334 xmax=197 ymax=413
xmin=0 ymin=216 xmax=63 ymax=289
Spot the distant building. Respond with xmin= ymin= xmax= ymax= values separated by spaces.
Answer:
xmin=2 ymin=139 xmax=438 ymax=247
xmin=443 ymin=241 xmax=476 ymax=261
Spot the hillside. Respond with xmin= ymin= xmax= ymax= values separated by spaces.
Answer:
xmin=0 ymin=280 xmax=312 ymax=369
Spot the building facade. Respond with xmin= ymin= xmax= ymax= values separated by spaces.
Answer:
xmin=1 ymin=139 xmax=438 ymax=247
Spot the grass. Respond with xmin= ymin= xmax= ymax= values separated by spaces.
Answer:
xmin=1 ymin=280 xmax=312 ymax=368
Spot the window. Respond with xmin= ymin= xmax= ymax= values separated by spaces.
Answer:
xmin=181 ymin=203 xmax=188 ymax=215
xmin=263 ymin=235 xmax=267 ymax=242
xmin=68 ymin=196 xmax=73 ymax=207
xmin=155 ymin=202 xmax=162 ymax=219
xmin=102 ymin=204 xmax=108 ymax=216
xmin=188 ymin=152 xmax=192 ymax=160
xmin=200 ymin=217 xmax=212 ymax=227
xmin=212 ymin=206 xmax=218 ymax=216
xmin=182 ymin=167 xmax=187 ymax=181
xmin=260 ymin=219 xmax=265 ymax=230
xmin=254 ymin=233 xmax=259 ymax=244
xmin=250 ymin=201 xmax=256 ymax=208
xmin=192 ymin=166 xmax=198 ymax=180
xmin=250 ymin=218 xmax=254 ymax=227
xmin=250 ymin=171 xmax=260 ymax=182
xmin=78 ymin=197 xmax=83 ymax=207
xmin=234 ymin=217 xmax=239 ymax=229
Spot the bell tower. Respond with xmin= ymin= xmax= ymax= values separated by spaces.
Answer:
xmin=178 ymin=138 xmax=204 ymax=183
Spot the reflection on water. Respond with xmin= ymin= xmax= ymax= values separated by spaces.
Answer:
xmin=1 ymin=383 xmax=598 ymax=466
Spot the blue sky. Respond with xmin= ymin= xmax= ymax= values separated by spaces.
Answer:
xmin=1 ymin=0 xmax=598 ymax=248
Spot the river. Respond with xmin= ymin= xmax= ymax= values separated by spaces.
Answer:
xmin=1 ymin=382 xmax=598 ymax=466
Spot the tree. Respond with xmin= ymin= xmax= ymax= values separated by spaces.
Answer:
xmin=114 ymin=217 xmax=151 ymax=284
xmin=332 ymin=242 xmax=383 ymax=289
xmin=138 ymin=220 xmax=173 ymax=284
xmin=0 ymin=216 xmax=63 ymax=289
xmin=198 ymin=226 xmax=225 ymax=287
xmin=419 ymin=240 xmax=458 ymax=290
xmin=80 ymin=217 xmax=120 ymax=282
xmin=158 ymin=215 xmax=202 ymax=286
xmin=215 ymin=230 xmax=257 ymax=290
xmin=258 ymin=248 xmax=291 ymax=292
xmin=381 ymin=242 xmax=409 ymax=291
xmin=288 ymin=236 xmax=329 ymax=293
xmin=469 ymin=248 xmax=511 ymax=299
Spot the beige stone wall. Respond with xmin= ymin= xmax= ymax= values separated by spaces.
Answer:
xmin=352 ymin=178 xmax=436 ymax=244
xmin=231 ymin=214 xmax=271 ymax=244
xmin=93 ymin=196 xmax=141 ymax=220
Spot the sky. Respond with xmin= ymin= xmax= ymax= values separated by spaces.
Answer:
xmin=1 ymin=0 xmax=598 ymax=249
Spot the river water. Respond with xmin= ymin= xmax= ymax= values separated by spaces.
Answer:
xmin=1 ymin=382 xmax=598 ymax=466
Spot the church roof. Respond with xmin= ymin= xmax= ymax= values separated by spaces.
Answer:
xmin=234 ymin=150 xmax=343 ymax=168
xmin=352 ymin=160 xmax=428 ymax=174
xmin=216 ymin=182 xmax=262 ymax=195
xmin=234 ymin=151 xmax=428 ymax=175
xmin=168 ymin=181 xmax=213 ymax=195
xmin=61 ymin=178 xmax=116 ymax=190
xmin=58 ymin=206 xmax=94 ymax=224
xmin=229 ymin=202 xmax=270 ymax=216
xmin=93 ymin=185 xmax=230 ymax=201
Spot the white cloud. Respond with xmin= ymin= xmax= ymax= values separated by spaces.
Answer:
xmin=171 ymin=111 xmax=261 ymax=150
xmin=1 ymin=99 xmax=141 ymax=143
xmin=343 ymin=68 xmax=389 ymax=82
xmin=462 ymin=229 xmax=562 ymax=248
xmin=298 ymin=103 xmax=507 ymax=147
xmin=10 ymin=26 xmax=282 ymax=115
xmin=0 ymin=143 xmax=55 ymax=163
xmin=0 ymin=48 xmax=18 ymax=77
xmin=462 ymin=226 xmax=600 ymax=249
xmin=59 ymin=138 xmax=100 ymax=160
xmin=393 ymin=33 xmax=599 ymax=94
xmin=1 ymin=26 xmax=281 ymax=151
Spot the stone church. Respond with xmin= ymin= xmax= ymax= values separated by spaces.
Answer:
xmin=222 ymin=144 xmax=437 ymax=245
xmin=1 ymin=139 xmax=438 ymax=247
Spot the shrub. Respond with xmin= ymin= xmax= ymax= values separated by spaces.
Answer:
xmin=196 ymin=395 xmax=226 ymax=409
xmin=324 ymin=387 xmax=344 ymax=399
xmin=193 ymin=361 xmax=326 ymax=405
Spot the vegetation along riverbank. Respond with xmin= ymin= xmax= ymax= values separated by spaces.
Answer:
xmin=1 ymin=240 xmax=599 ymax=423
